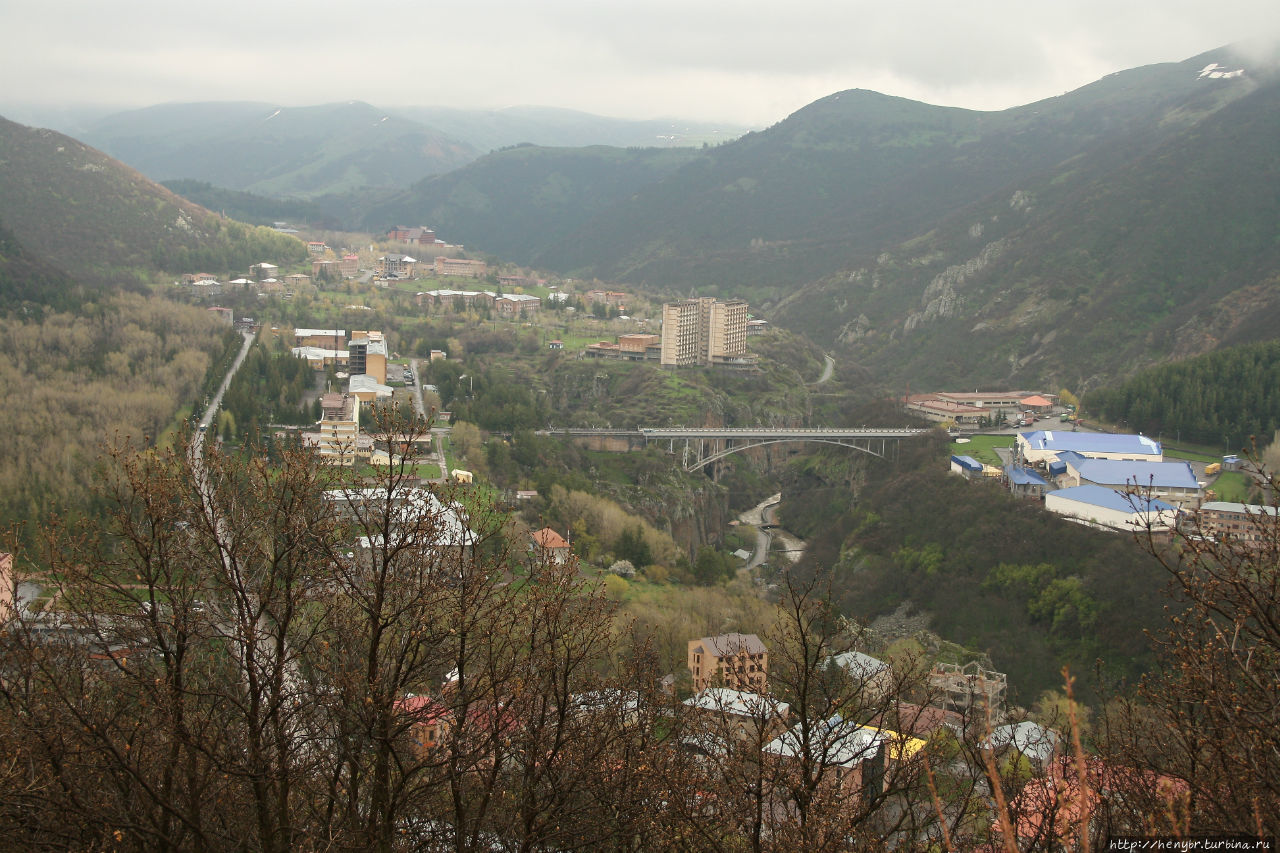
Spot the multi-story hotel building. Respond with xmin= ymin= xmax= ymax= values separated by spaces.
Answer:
xmin=660 ymin=297 xmax=756 ymax=368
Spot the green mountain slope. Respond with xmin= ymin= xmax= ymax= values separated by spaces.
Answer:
xmin=366 ymin=46 xmax=1263 ymax=309
xmin=79 ymin=101 xmax=477 ymax=197
xmin=777 ymin=59 xmax=1280 ymax=389
xmin=0 ymin=116 xmax=306 ymax=289
xmin=363 ymin=145 xmax=703 ymax=261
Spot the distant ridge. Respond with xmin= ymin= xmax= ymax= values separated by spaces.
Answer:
xmin=0 ymin=116 xmax=306 ymax=296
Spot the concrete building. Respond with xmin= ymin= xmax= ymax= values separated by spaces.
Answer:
xmin=928 ymin=662 xmax=1007 ymax=721
xmin=339 ymin=254 xmax=360 ymax=278
xmin=1005 ymin=466 xmax=1050 ymax=499
xmin=325 ymin=484 xmax=476 ymax=561
xmin=493 ymin=293 xmax=540 ymax=318
xmin=0 ymin=552 xmax=14 ymax=620
xmin=907 ymin=397 xmax=989 ymax=425
xmin=417 ymin=289 xmax=495 ymax=311
xmin=304 ymin=393 xmax=364 ymax=466
xmin=348 ymin=373 xmax=393 ymax=402
xmin=291 ymin=346 xmax=349 ymax=369
xmin=688 ymin=632 xmax=768 ymax=693
xmin=1044 ymin=485 xmax=1179 ymax=534
xmin=529 ymin=527 xmax=571 ymax=565
xmin=311 ymin=258 xmax=339 ymax=280
xmin=827 ymin=651 xmax=894 ymax=702
xmin=377 ymin=253 xmax=417 ymax=279
xmin=660 ymin=297 xmax=757 ymax=368
xmin=434 ymin=257 xmax=487 ymax=278
xmin=348 ymin=330 xmax=387 ymax=385
xmin=294 ymin=328 xmax=347 ymax=349
xmin=950 ymin=455 xmax=983 ymax=479
xmin=1192 ymin=501 xmax=1278 ymax=546
xmin=935 ymin=391 xmax=1042 ymax=410
xmin=585 ymin=333 xmax=661 ymax=361
xmin=387 ymin=225 xmax=438 ymax=245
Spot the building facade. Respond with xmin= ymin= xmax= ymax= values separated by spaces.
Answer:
xmin=347 ymin=330 xmax=387 ymax=384
xmin=688 ymin=632 xmax=769 ymax=693
xmin=660 ymin=297 xmax=756 ymax=368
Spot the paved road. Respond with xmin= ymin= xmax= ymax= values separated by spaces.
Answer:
xmin=408 ymin=358 xmax=450 ymax=483
xmin=812 ymin=354 xmax=835 ymax=385
xmin=194 ymin=328 xmax=257 ymax=457
xmin=408 ymin=358 xmax=426 ymax=417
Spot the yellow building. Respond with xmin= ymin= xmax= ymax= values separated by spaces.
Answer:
xmin=348 ymin=330 xmax=387 ymax=385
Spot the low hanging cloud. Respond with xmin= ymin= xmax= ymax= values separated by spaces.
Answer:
xmin=3 ymin=0 xmax=1279 ymax=125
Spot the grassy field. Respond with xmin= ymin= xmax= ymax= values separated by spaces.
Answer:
xmin=1163 ymin=446 xmax=1223 ymax=464
xmin=950 ymin=434 xmax=1014 ymax=466
xmin=1209 ymin=471 xmax=1254 ymax=503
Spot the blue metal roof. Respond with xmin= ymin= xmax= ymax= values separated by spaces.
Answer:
xmin=1065 ymin=457 xmax=1199 ymax=489
xmin=1047 ymin=485 xmax=1177 ymax=514
xmin=1021 ymin=430 xmax=1162 ymax=456
xmin=951 ymin=455 xmax=982 ymax=471
xmin=1005 ymin=466 xmax=1049 ymax=486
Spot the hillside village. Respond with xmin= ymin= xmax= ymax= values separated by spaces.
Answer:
xmin=2 ymin=42 xmax=1279 ymax=841
xmin=114 ymin=220 xmax=1278 ymax=849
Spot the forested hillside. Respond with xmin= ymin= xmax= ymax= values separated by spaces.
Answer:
xmin=1086 ymin=340 xmax=1280 ymax=448
xmin=0 ymin=117 xmax=307 ymax=285
xmin=782 ymin=434 xmax=1169 ymax=703
xmin=778 ymin=61 xmax=1280 ymax=389
xmin=362 ymin=145 xmax=703 ymax=262
xmin=362 ymin=46 xmax=1266 ymax=311
xmin=0 ymin=294 xmax=237 ymax=545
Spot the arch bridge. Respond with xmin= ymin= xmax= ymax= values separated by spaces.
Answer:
xmin=549 ymin=427 xmax=929 ymax=472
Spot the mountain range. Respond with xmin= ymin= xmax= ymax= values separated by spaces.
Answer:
xmin=7 ymin=43 xmax=1280 ymax=391
xmin=72 ymin=102 xmax=749 ymax=200
xmin=356 ymin=44 xmax=1280 ymax=389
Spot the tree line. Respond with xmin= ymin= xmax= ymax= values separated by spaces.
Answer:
xmin=1085 ymin=340 xmax=1280 ymax=450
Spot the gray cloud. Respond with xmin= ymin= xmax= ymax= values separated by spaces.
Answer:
xmin=3 ymin=0 xmax=1279 ymax=126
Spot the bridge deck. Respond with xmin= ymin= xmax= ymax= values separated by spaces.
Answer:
xmin=546 ymin=427 xmax=928 ymax=438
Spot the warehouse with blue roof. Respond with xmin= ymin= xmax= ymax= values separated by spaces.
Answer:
xmin=1055 ymin=453 xmax=1201 ymax=506
xmin=1018 ymin=430 xmax=1163 ymax=464
xmin=1044 ymin=485 xmax=1179 ymax=533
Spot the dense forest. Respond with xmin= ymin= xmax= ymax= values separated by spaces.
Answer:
xmin=218 ymin=337 xmax=319 ymax=440
xmin=1086 ymin=339 xmax=1280 ymax=450
xmin=0 ymin=293 xmax=235 ymax=547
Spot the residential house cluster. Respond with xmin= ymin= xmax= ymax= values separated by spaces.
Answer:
xmin=675 ymin=633 xmax=1081 ymax=830
xmin=417 ymin=289 xmax=540 ymax=318
xmin=182 ymin=259 xmax=323 ymax=302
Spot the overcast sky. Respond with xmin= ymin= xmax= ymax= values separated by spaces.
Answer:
xmin=3 ymin=0 xmax=1279 ymax=127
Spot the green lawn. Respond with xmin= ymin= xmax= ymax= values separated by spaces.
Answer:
xmin=1163 ymin=446 xmax=1222 ymax=464
xmin=950 ymin=435 xmax=1014 ymax=467
xmin=1210 ymin=471 xmax=1254 ymax=503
